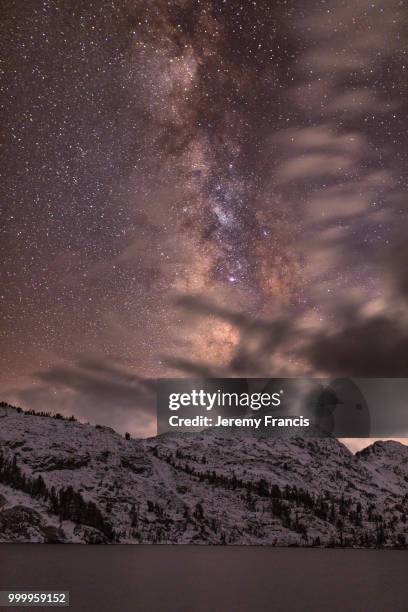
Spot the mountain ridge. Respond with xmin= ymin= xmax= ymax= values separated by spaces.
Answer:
xmin=0 ymin=403 xmax=407 ymax=546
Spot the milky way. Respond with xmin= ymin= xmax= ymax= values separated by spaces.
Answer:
xmin=2 ymin=0 xmax=408 ymax=437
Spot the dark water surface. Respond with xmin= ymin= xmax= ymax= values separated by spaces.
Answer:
xmin=0 ymin=546 xmax=407 ymax=612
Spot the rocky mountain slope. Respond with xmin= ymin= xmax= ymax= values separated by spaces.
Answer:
xmin=0 ymin=403 xmax=407 ymax=546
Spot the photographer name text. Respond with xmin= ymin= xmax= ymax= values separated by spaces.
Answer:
xmin=168 ymin=415 xmax=310 ymax=429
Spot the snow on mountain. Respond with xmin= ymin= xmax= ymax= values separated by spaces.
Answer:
xmin=0 ymin=404 xmax=407 ymax=546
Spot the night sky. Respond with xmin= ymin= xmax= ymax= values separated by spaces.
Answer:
xmin=2 ymin=0 xmax=408 ymax=440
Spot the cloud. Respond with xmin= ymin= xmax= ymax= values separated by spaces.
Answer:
xmin=327 ymin=90 xmax=396 ymax=115
xmin=301 ymin=314 xmax=408 ymax=377
xmin=303 ymin=48 xmax=366 ymax=73
xmin=307 ymin=192 xmax=369 ymax=221
xmin=383 ymin=242 xmax=408 ymax=303
xmin=274 ymin=126 xmax=366 ymax=185
xmin=6 ymin=359 xmax=157 ymax=437
xmin=277 ymin=153 xmax=353 ymax=183
xmin=173 ymin=238 xmax=408 ymax=378
xmin=267 ymin=0 xmax=406 ymax=337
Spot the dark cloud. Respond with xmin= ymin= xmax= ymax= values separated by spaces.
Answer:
xmin=303 ymin=315 xmax=408 ymax=377
xmin=172 ymin=271 xmax=408 ymax=378
xmin=5 ymin=359 xmax=156 ymax=436
xmin=384 ymin=242 xmax=408 ymax=303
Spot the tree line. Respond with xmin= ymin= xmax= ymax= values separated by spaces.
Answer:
xmin=0 ymin=449 xmax=116 ymax=542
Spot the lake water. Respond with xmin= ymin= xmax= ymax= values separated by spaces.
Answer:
xmin=0 ymin=546 xmax=407 ymax=611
